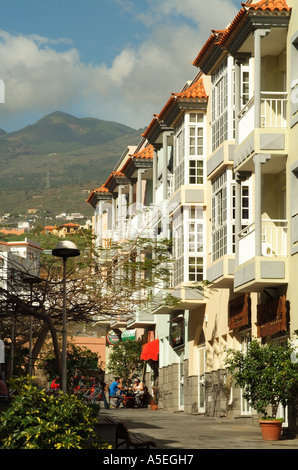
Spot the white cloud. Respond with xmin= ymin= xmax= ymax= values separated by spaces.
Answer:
xmin=0 ymin=0 xmax=239 ymax=131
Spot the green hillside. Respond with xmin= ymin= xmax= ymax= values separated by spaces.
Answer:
xmin=0 ymin=111 xmax=140 ymax=157
xmin=0 ymin=112 xmax=144 ymax=218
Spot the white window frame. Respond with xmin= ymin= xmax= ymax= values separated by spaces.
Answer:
xmin=211 ymin=56 xmax=235 ymax=152
xmin=173 ymin=116 xmax=185 ymax=192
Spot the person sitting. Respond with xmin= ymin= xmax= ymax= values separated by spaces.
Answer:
xmin=109 ymin=377 xmax=124 ymax=408
xmin=133 ymin=378 xmax=144 ymax=407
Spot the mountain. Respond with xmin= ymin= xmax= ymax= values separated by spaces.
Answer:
xmin=0 ymin=111 xmax=140 ymax=158
xmin=0 ymin=111 xmax=144 ymax=219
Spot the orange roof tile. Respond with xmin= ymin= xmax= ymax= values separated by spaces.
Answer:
xmin=192 ymin=30 xmax=226 ymax=68
xmin=194 ymin=1 xmax=290 ymax=66
xmin=141 ymin=117 xmax=158 ymax=139
xmin=142 ymin=77 xmax=207 ymax=139
xmin=56 ymin=223 xmax=80 ymax=229
xmin=0 ymin=228 xmax=25 ymax=235
xmin=95 ymin=185 xmax=110 ymax=193
xmin=243 ymin=0 xmax=290 ymax=12
xmin=219 ymin=0 xmax=291 ymax=48
xmin=86 ymin=184 xmax=111 ymax=203
xmin=173 ymin=77 xmax=207 ymax=100
xmin=130 ymin=144 xmax=153 ymax=160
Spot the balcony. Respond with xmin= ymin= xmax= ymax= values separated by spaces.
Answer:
xmin=127 ymin=309 xmax=156 ymax=328
xmin=235 ymin=92 xmax=288 ymax=170
xmin=206 ymin=255 xmax=235 ymax=288
xmin=152 ymin=284 xmax=205 ymax=315
xmin=234 ymin=219 xmax=288 ymax=293
xmin=238 ymin=219 xmax=287 ymax=264
xmin=260 ymin=92 xmax=287 ymax=129
xmin=239 ymin=92 xmax=287 ymax=142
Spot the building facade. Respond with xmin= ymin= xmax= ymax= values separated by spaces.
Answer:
xmin=88 ymin=0 xmax=298 ymax=427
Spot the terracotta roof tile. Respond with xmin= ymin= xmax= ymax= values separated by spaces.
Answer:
xmin=194 ymin=1 xmax=290 ymax=64
xmin=141 ymin=117 xmax=158 ymax=139
xmin=243 ymin=0 xmax=290 ymax=12
xmin=219 ymin=0 xmax=291 ymax=48
xmin=130 ymin=144 xmax=153 ymax=160
xmin=142 ymin=77 xmax=207 ymax=139
xmin=0 ymin=228 xmax=25 ymax=235
xmin=86 ymin=184 xmax=111 ymax=204
xmin=192 ymin=30 xmax=226 ymax=68
xmin=173 ymin=77 xmax=207 ymax=100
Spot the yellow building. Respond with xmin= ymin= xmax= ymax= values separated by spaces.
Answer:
xmin=88 ymin=0 xmax=298 ymax=429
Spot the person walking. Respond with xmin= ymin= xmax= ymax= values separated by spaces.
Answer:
xmin=95 ymin=369 xmax=110 ymax=409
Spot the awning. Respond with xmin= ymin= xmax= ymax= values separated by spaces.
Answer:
xmin=140 ymin=339 xmax=159 ymax=362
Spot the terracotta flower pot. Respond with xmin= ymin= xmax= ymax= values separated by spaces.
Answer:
xmin=150 ymin=404 xmax=158 ymax=410
xmin=259 ymin=420 xmax=282 ymax=441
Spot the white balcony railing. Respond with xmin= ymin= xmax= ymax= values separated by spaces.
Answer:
xmin=261 ymin=92 xmax=287 ymax=128
xmin=100 ymin=207 xmax=155 ymax=244
xmin=238 ymin=92 xmax=287 ymax=143
xmin=238 ymin=219 xmax=287 ymax=265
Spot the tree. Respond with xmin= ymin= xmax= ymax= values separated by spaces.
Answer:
xmin=225 ymin=338 xmax=298 ymax=419
xmin=37 ymin=343 xmax=101 ymax=390
xmin=0 ymin=232 xmax=176 ymax=387
xmin=106 ymin=341 xmax=143 ymax=385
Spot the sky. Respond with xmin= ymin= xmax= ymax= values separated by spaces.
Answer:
xmin=0 ymin=0 xmax=241 ymax=133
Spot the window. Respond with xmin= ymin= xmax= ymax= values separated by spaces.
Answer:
xmin=241 ymin=70 xmax=250 ymax=107
xmin=172 ymin=209 xmax=184 ymax=286
xmin=188 ymin=206 xmax=204 ymax=253
xmin=188 ymin=113 xmax=204 ymax=185
xmin=212 ymin=60 xmax=228 ymax=151
xmin=188 ymin=256 xmax=203 ymax=282
xmin=189 ymin=160 xmax=204 ymax=185
xmin=174 ymin=117 xmax=185 ymax=192
xmin=172 ymin=205 xmax=204 ymax=286
xmin=212 ymin=171 xmax=228 ymax=261
xmin=211 ymin=57 xmax=235 ymax=151
xmin=187 ymin=206 xmax=204 ymax=282
xmin=231 ymin=181 xmax=251 ymax=253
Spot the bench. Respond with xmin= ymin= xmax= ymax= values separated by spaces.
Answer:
xmin=104 ymin=415 xmax=157 ymax=449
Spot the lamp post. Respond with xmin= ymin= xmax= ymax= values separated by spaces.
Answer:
xmin=52 ymin=241 xmax=80 ymax=393
xmin=23 ymin=274 xmax=42 ymax=376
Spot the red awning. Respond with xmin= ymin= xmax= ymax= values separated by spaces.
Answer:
xmin=140 ymin=339 xmax=159 ymax=361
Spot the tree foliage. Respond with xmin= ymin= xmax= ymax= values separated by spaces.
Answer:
xmin=0 ymin=377 xmax=110 ymax=449
xmin=0 ymin=232 xmax=175 ymax=386
xmin=106 ymin=341 xmax=143 ymax=385
xmin=225 ymin=339 xmax=298 ymax=418
xmin=37 ymin=343 xmax=100 ymax=384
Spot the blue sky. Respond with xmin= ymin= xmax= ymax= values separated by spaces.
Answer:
xmin=0 ymin=0 xmax=241 ymax=132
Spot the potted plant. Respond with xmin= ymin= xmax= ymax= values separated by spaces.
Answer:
xmin=150 ymin=386 xmax=158 ymax=410
xmin=225 ymin=339 xmax=298 ymax=441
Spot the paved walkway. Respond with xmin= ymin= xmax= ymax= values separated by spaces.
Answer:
xmin=98 ymin=407 xmax=298 ymax=450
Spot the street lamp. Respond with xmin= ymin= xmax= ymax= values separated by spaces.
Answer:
xmin=23 ymin=274 xmax=42 ymax=377
xmin=52 ymin=241 xmax=80 ymax=393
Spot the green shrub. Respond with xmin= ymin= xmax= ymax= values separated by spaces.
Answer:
xmin=225 ymin=339 xmax=298 ymax=419
xmin=0 ymin=376 xmax=110 ymax=449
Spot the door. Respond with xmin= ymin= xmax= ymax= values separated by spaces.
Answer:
xmin=178 ymin=350 xmax=184 ymax=410
xmin=198 ymin=346 xmax=206 ymax=413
